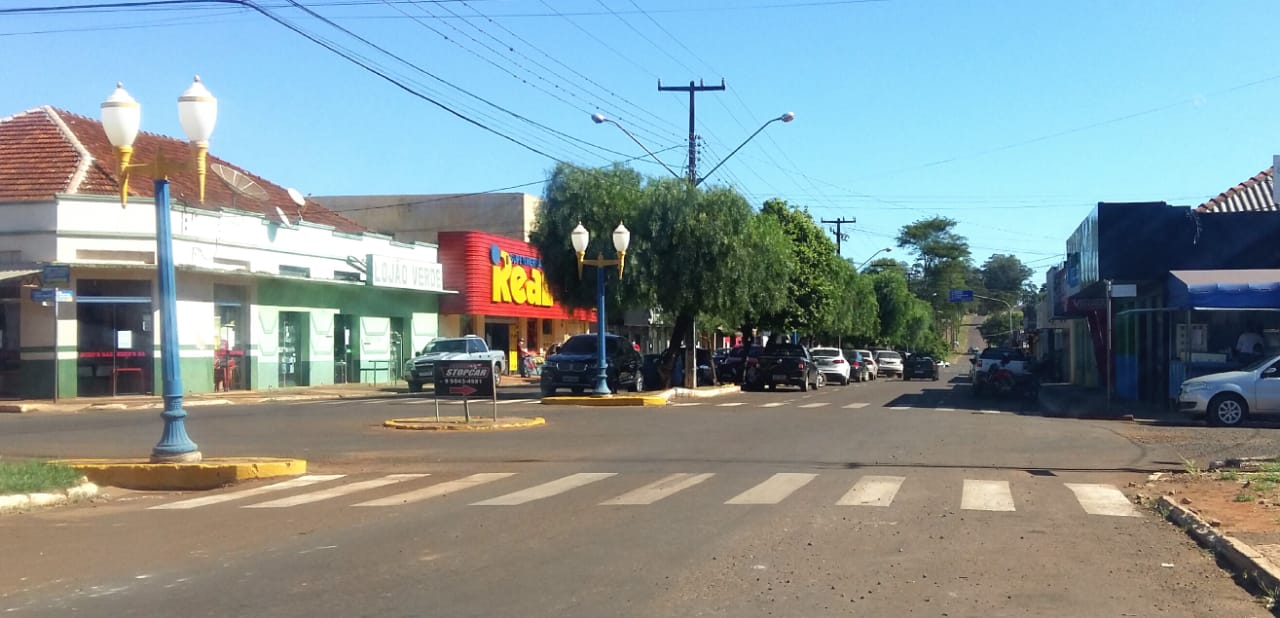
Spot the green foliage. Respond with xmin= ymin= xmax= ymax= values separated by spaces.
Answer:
xmin=979 ymin=254 xmax=1033 ymax=314
xmin=755 ymin=199 xmax=844 ymax=336
xmin=871 ymin=269 xmax=914 ymax=347
xmin=896 ymin=217 xmax=972 ymax=269
xmin=979 ymin=309 xmax=1023 ymax=345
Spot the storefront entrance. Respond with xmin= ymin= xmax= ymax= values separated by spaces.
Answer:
xmin=214 ymin=284 xmax=248 ymax=392
xmin=279 ymin=311 xmax=309 ymax=387
xmin=76 ymin=279 xmax=153 ymax=396
xmin=0 ymin=285 xmax=18 ymax=398
xmin=334 ymin=314 xmax=353 ymax=383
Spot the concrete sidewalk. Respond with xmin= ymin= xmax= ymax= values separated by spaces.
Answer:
xmin=1037 ymin=383 xmax=1187 ymax=423
xmin=0 ymin=378 xmax=545 ymax=414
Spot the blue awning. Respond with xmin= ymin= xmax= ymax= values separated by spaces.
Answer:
xmin=1167 ymin=269 xmax=1280 ymax=310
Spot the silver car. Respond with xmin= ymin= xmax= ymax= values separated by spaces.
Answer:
xmin=854 ymin=349 xmax=878 ymax=381
xmin=874 ymin=350 xmax=903 ymax=378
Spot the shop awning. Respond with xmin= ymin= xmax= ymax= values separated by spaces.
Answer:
xmin=0 ymin=269 xmax=39 ymax=283
xmin=1167 ymin=269 xmax=1280 ymax=310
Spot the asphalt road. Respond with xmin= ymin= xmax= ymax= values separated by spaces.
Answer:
xmin=1 ymin=368 xmax=1272 ymax=617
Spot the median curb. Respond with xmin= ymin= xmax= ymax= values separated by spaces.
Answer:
xmin=0 ymin=480 xmax=100 ymax=514
xmin=383 ymin=416 xmax=546 ymax=431
xmin=1155 ymin=494 xmax=1280 ymax=595
xmin=55 ymin=457 xmax=307 ymax=491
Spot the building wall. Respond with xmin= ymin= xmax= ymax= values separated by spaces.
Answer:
xmin=313 ymin=193 xmax=539 ymax=245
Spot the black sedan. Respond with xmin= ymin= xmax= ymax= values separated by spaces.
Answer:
xmin=903 ymin=355 xmax=939 ymax=381
xmin=540 ymin=333 xmax=643 ymax=395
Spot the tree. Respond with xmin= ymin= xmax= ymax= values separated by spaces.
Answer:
xmin=862 ymin=257 xmax=909 ymax=278
xmin=755 ymin=199 xmax=844 ymax=337
xmin=979 ymin=309 xmax=1023 ymax=346
xmin=980 ymin=254 xmax=1033 ymax=313
xmin=871 ymin=269 xmax=915 ymax=347
xmin=896 ymin=217 xmax=971 ymax=271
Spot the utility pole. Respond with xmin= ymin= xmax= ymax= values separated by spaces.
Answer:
xmin=822 ymin=217 xmax=856 ymax=257
xmin=660 ymin=78 xmax=724 ymax=387
xmin=659 ymin=79 xmax=725 ymax=183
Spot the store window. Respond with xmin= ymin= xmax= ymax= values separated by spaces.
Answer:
xmin=0 ymin=285 xmax=19 ymax=397
xmin=214 ymin=285 xmax=248 ymax=391
xmin=279 ymin=311 xmax=309 ymax=387
xmin=76 ymin=279 xmax=153 ymax=396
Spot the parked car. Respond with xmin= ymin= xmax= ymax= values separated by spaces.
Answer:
xmin=750 ymin=342 xmax=822 ymax=392
xmin=874 ymin=350 xmax=904 ymax=379
xmin=845 ymin=349 xmax=872 ymax=382
xmin=540 ymin=333 xmax=643 ymax=395
xmin=854 ymin=349 xmax=878 ymax=380
xmin=404 ymin=335 xmax=507 ymax=393
xmin=1178 ymin=354 xmax=1280 ymax=426
xmin=969 ymin=347 xmax=1034 ymax=397
xmin=811 ymin=347 xmax=852 ymax=385
xmin=903 ymin=355 xmax=939 ymax=381
xmin=716 ymin=344 xmax=764 ymax=384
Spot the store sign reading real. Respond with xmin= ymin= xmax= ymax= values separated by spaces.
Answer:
xmin=367 ymin=255 xmax=445 ymax=292
xmin=490 ymin=245 xmax=555 ymax=307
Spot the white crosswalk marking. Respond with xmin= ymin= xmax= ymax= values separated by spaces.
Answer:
xmin=961 ymin=480 xmax=1016 ymax=512
xmin=244 ymin=474 xmax=428 ymax=508
xmin=471 ymin=473 xmax=617 ymax=506
xmin=976 ymin=410 xmax=1002 ymax=415
xmin=1065 ymin=483 xmax=1140 ymax=517
xmin=762 ymin=402 xmax=786 ymax=408
xmin=600 ymin=473 xmax=715 ymax=505
xmin=671 ymin=402 xmax=699 ymax=407
xmin=354 ymin=473 xmax=516 ymax=507
xmin=837 ymin=475 xmax=906 ymax=507
xmin=937 ymin=407 xmax=956 ymax=412
xmin=726 ymin=473 xmax=817 ymax=505
xmin=717 ymin=402 xmax=745 ymax=407
xmin=888 ymin=406 xmax=909 ymax=411
xmin=843 ymin=403 xmax=869 ymax=409
xmin=798 ymin=403 xmax=829 ymax=408
xmin=148 ymin=475 xmax=346 ymax=510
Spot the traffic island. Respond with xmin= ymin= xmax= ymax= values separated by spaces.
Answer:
xmin=384 ymin=416 xmax=546 ymax=431
xmin=55 ymin=457 xmax=307 ymax=491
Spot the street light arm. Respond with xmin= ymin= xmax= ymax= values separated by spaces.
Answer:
xmin=695 ymin=112 xmax=793 ymax=187
xmin=857 ymin=247 xmax=893 ymax=271
xmin=592 ymin=114 xmax=681 ymax=180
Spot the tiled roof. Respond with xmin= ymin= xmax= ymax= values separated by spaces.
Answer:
xmin=0 ymin=106 xmax=365 ymax=233
xmin=1195 ymin=168 xmax=1278 ymax=213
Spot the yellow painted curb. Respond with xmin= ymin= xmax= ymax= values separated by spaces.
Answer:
xmin=383 ymin=416 xmax=546 ymax=431
xmin=540 ymin=395 xmax=668 ymax=406
xmin=55 ymin=457 xmax=307 ymax=491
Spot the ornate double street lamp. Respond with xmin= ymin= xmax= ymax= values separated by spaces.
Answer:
xmin=571 ymin=222 xmax=631 ymax=397
xmin=101 ymin=77 xmax=217 ymax=463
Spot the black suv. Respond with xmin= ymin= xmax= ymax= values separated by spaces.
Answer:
xmin=540 ymin=334 xmax=643 ymax=395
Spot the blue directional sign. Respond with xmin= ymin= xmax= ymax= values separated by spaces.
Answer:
xmin=41 ymin=264 xmax=70 ymax=288
xmin=948 ymin=289 xmax=974 ymax=303
xmin=30 ymin=289 xmax=73 ymax=303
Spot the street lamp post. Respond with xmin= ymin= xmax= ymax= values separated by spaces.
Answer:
xmin=974 ymin=294 xmax=1016 ymax=346
xmin=572 ymin=222 xmax=631 ymax=397
xmin=101 ymin=77 xmax=216 ymax=463
xmin=857 ymin=247 xmax=892 ymax=271
xmin=694 ymin=112 xmax=794 ymax=187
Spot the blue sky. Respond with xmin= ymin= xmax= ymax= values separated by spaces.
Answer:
xmin=6 ymin=0 xmax=1280 ymax=282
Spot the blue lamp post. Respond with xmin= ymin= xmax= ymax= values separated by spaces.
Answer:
xmin=571 ymin=222 xmax=631 ymax=397
xmin=101 ymin=78 xmax=217 ymax=463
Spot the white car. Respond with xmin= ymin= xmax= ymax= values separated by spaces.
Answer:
xmin=854 ymin=349 xmax=878 ymax=380
xmin=874 ymin=350 xmax=904 ymax=378
xmin=810 ymin=347 xmax=852 ymax=385
xmin=935 ymin=359 xmax=951 ymax=368
xmin=1178 ymin=354 xmax=1280 ymax=426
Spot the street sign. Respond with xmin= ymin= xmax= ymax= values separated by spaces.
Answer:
xmin=433 ymin=360 xmax=496 ymax=398
xmin=41 ymin=264 xmax=70 ymax=288
xmin=948 ymin=289 xmax=974 ymax=303
xmin=30 ymin=288 xmax=73 ymax=303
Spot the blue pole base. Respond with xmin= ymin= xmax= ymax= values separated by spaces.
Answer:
xmin=151 ymin=397 xmax=202 ymax=463
xmin=591 ymin=371 xmax=612 ymax=397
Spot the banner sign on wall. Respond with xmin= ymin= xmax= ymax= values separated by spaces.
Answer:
xmin=368 ymin=255 xmax=445 ymax=292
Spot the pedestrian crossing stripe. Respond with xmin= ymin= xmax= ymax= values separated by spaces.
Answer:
xmin=798 ymin=403 xmax=829 ymax=408
xmin=717 ymin=402 xmax=745 ymax=407
xmin=146 ymin=472 xmax=1143 ymax=517
xmin=843 ymin=403 xmax=869 ymax=409
xmin=762 ymin=402 xmax=786 ymax=408
xmin=888 ymin=406 xmax=909 ymax=410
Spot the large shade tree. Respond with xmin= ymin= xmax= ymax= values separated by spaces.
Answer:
xmin=755 ymin=199 xmax=845 ymax=338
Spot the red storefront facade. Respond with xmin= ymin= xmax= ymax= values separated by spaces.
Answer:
xmin=437 ymin=231 xmax=593 ymax=365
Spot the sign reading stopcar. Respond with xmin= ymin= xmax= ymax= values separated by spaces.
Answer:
xmin=433 ymin=360 xmax=496 ymax=398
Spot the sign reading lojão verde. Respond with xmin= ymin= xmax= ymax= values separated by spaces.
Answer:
xmin=490 ymin=245 xmax=555 ymax=307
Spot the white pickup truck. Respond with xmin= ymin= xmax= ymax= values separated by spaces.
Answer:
xmin=403 ymin=335 xmax=507 ymax=392
xmin=969 ymin=347 xmax=1031 ymax=397
xmin=1178 ymin=354 xmax=1280 ymax=426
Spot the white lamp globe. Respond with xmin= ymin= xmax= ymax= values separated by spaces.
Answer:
xmin=571 ymin=223 xmax=590 ymax=254
xmin=100 ymin=83 xmax=140 ymax=149
xmin=177 ymin=75 xmax=217 ymax=144
xmin=612 ymin=223 xmax=631 ymax=253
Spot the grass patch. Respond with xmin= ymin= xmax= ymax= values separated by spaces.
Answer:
xmin=1251 ymin=479 xmax=1279 ymax=494
xmin=1260 ymin=462 xmax=1280 ymax=474
xmin=1218 ymin=470 xmax=1240 ymax=481
xmin=1235 ymin=492 xmax=1257 ymax=503
xmin=0 ymin=460 xmax=82 ymax=494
